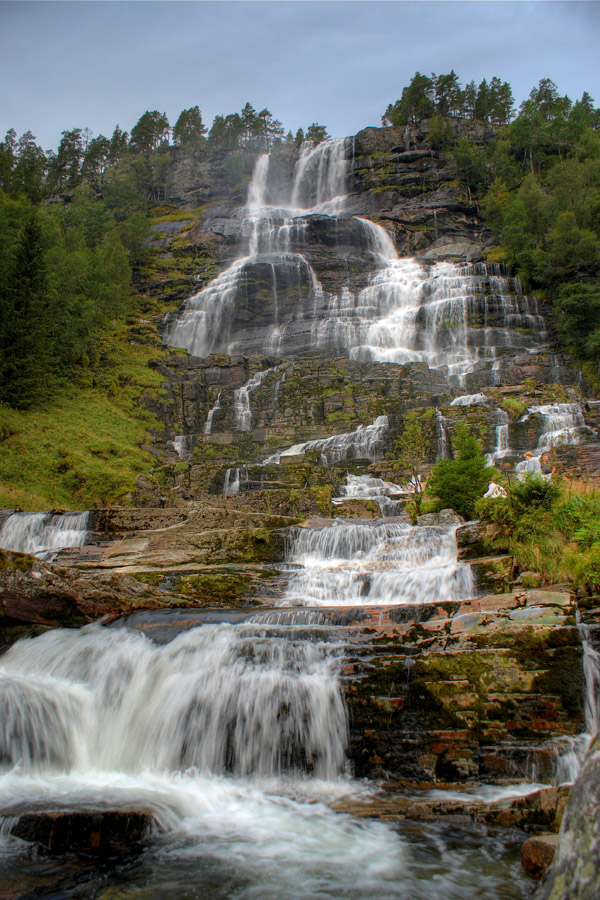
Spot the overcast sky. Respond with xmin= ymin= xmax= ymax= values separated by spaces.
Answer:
xmin=1 ymin=0 xmax=598 ymax=152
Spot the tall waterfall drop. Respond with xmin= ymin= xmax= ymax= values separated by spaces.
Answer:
xmin=167 ymin=140 xmax=549 ymax=390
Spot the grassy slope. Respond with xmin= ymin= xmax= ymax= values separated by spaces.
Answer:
xmin=0 ymin=201 xmax=217 ymax=512
xmin=0 ymin=329 xmax=168 ymax=510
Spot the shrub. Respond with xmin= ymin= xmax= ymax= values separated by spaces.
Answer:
xmin=427 ymin=423 xmax=496 ymax=519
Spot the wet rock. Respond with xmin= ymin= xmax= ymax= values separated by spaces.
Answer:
xmin=416 ymin=509 xmax=462 ymax=526
xmin=522 ymin=834 xmax=558 ymax=880
xmin=534 ymin=735 xmax=600 ymax=899
xmin=7 ymin=809 xmax=154 ymax=857
xmin=455 ymin=521 xmax=492 ymax=559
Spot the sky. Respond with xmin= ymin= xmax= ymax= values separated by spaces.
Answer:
xmin=0 ymin=0 xmax=598 ymax=152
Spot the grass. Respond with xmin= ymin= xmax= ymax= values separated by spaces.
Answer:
xmin=0 ymin=322 xmax=168 ymax=511
xmin=477 ymin=477 xmax=600 ymax=593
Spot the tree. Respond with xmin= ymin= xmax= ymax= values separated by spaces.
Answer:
xmin=10 ymin=131 xmax=47 ymax=201
xmin=81 ymin=135 xmax=111 ymax=181
xmin=129 ymin=111 xmax=170 ymax=155
xmin=426 ymin=424 xmax=496 ymax=519
xmin=306 ymin=123 xmax=329 ymax=144
xmin=48 ymin=128 xmax=85 ymax=190
xmin=0 ymin=213 xmax=51 ymax=407
xmin=382 ymin=72 xmax=435 ymax=126
xmin=488 ymin=77 xmax=514 ymax=125
xmin=108 ymin=125 xmax=129 ymax=164
xmin=173 ymin=106 xmax=207 ymax=149
xmin=554 ymin=281 xmax=600 ymax=363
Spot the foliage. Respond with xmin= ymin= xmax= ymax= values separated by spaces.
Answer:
xmin=395 ymin=410 xmax=431 ymax=518
xmin=382 ymin=70 xmax=513 ymax=127
xmin=173 ymin=106 xmax=207 ymax=149
xmin=426 ymin=423 xmax=496 ymax=519
xmin=477 ymin=481 xmax=600 ymax=594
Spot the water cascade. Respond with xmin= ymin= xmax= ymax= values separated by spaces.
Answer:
xmin=333 ymin=474 xmax=407 ymax=516
xmin=528 ymin=402 xmax=590 ymax=453
xmin=283 ymin=521 xmax=474 ymax=607
xmin=204 ymin=392 xmax=223 ymax=434
xmin=234 ymin=367 xmax=280 ymax=432
xmin=166 ymin=143 xmax=549 ymax=391
xmin=262 ymin=415 xmax=388 ymax=466
xmin=0 ymin=511 xmax=89 ymax=560
xmin=0 ymin=623 xmax=347 ymax=778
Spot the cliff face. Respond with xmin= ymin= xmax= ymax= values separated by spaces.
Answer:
xmin=130 ymin=127 xmax=597 ymax=511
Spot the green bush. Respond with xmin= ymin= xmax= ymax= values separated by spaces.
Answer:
xmin=426 ymin=423 xmax=496 ymax=519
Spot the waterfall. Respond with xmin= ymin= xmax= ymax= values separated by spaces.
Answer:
xmin=333 ymin=474 xmax=407 ymax=516
xmin=435 ymin=409 xmax=450 ymax=459
xmin=283 ymin=521 xmax=475 ymax=607
xmin=204 ymin=392 xmax=222 ymax=434
xmin=0 ymin=622 xmax=347 ymax=779
xmin=224 ymin=467 xmax=241 ymax=495
xmin=527 ymin=402 xmax=589 ymax=453
xmin=0 ymin=511 xmax=89 ymax=560
xmin=234 ymin=367 xmax=280 ymax=432
xmin=450 ymin=393 xmax=488 ymax=406
xmin=167 ymin=139 xmax=549 ymax=388
xmin=262 ymin=415 xmax=388 ymax=466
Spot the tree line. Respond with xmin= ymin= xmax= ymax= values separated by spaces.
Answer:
xmin=383 ymin=71 xmax=515 ymax=128
xmin=0 ymin=102 xmax=329 ymax=203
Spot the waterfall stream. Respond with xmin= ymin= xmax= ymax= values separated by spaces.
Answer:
xmin=166 ymin=142 xmax=549 ymax=390
xmin=283 ymin=520 xmax=474 ymax=607
xmin=0 ymin=511 xmax=89 ymax=560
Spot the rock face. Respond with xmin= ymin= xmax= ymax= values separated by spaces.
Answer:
xmin=338 ymin=589 xmax=583 ymax=782
xmin=533 ymin=736 xmax=600 ymax=899
xmin=6 ymin=809 xmax=154 ymax=857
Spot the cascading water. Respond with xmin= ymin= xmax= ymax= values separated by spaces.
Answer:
xmin=0 ymin=618 xmax=529 ymax=900
xmin=166 ymin=140 xmax=549 ymax=391
xmin=0 ymin=511 xmax=89 ymax=560
xmin=204 ymin=392 xmax=222 ymax=434
xmin=527 ymin=402 xmax=590 ymax=453
xmin=0 ymin=623 xmax=347 ymax=778
xmin=283 ymin=520 xmax=474 ymax=607
xmin=262 ymin=415 xmax=388 ymax=466
xmin=333 ymin=474 xmax=407 ymax=516
xmin=234 ymin=367 xmax=280 ymax=432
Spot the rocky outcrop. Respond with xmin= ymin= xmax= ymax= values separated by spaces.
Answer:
xmin=339 ymin=589 xmax=583 ymax=782
xmin=533 ymin=735 xmax=600 ymax=899
xmin=5 ymin=809 xmax=154 ymax=857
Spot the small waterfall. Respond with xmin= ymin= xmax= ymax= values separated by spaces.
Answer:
xmin=435 ymin=409 xmax=450 ymax=459
xmin=263 ymin=416 xmax=388 ymax=466
xmin=204 ymin=393 xmax=222 ymax=434
xmin=234 ymin=367 xmax=279 ymax=432
xmin=450 ymin=393 xmax=488 ymax=407
xmin=528 ymin=402 xmax=589 ymax=452
xmin=487 ymin=408 xmax=511 ymax=464
xmin=0 ymin=623 xmax=347 ymax=779
xmin=283 ymin=521 xmax=475 ymax=607
xmin=170 ymin=434 xmax=188 ymax=456
xmin=332 ymin=474 xmax=407 ymax=517
xmin=0 ymin=511 xmax=89 ymax=560
xmin=290 ymin=139 xmax=348 ymax=212
xmin=224 ymin=467 xmax=241 ymax=495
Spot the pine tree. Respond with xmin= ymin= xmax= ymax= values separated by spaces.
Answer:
xmin=0 ymin=214 xmax=51 ymax=408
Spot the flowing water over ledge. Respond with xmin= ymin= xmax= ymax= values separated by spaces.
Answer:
xmin=0 ymin=619 xmax=533 ymax=900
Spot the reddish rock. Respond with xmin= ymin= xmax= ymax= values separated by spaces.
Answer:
xmin=521 ymin=834 xmax=558 ymax=880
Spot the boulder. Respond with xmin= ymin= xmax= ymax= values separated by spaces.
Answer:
xmin=8 ymin=809 xmax=154 ymax=857
xmin=522 ymin=835 xmax=559 ymax=880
